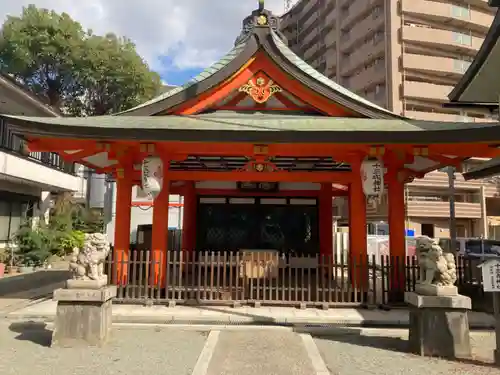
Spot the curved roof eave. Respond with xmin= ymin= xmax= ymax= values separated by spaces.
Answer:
xmin=448 ymin=8 xmax=500 ymax=102
xmin=2 ymin=113 xmax=500 ymax=145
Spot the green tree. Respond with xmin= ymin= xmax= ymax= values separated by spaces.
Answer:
xmin=66 ymin=33 xmax=162 ymax=115
xmin=0 ymin=5 xmax=86 ymax=107
xmin=0 ymin=5 xmax=161 ymax=115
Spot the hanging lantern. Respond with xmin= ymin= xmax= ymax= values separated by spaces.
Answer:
xmin=142 ymin=157 xmax=163 ymax=196
xmin=360 ymin=157 xmax=384 ymax=198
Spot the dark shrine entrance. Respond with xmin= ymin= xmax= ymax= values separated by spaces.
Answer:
xmin=196 ymin=196 xmax=319 ymax=255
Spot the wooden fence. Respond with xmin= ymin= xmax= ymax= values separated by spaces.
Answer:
xmin=105 ymin=250 xmax=485 ymax=309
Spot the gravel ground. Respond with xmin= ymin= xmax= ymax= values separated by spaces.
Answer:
xmin=314 ymin=328 xmax=500 ymax=375
xmin=208 ymin=330 xmax=314 ymax=375
xmin=0 ymin=322 xmax=208 ymax=375
xmin=1 ymin=321 xmax=500 ymax=375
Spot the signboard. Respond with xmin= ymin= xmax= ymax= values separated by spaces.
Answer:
xmin=237 ymin=181 xmax=279 ymax=192
xmin=360 ymin=158 xmax=384 ymax=197
xmin=142 ymin=157 xmax=163 ymax=196
xmin=478 ymin=259 xmax=500 ymax=292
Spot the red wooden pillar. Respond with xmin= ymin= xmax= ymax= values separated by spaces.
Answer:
xmin=181 ymin=181 xmax=197 ymax=256
xmin=151 ymin=160 xmax=170 ymax=287
xmin=113 ymin=167 xmax=133 ymax=285
xmin=319 ymin=183 xmax=333 ymax=260
xmin=348 ymin=164 xmax=368 ymax=289
xmin=387 ymin=167 xmax=406 ymax=294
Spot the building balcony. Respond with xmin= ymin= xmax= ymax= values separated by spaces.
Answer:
xmin=341 ymin=38 xmax=385 ymax=76
xmin=403 ymin=81 xmax=455 ymax=103
xmin=339 ymin=0 xmax=380 ymax=30
xmin=401 ymin=25 xmax=483 ymax=54
xmin=410 ymin=171 xmax=500 ymax=197
xmin=401 ymin=0 xmax=494 ymax=33
xmin=402 ymin=53 xmax=471 ymax=78
xmin=0 ymin=125 xmax=78 ymax=192
xmin=406 ymin=200 xmax=481 ymax=218
xmin=405 ymin=110 xmax=496 ymax=122
xmin=340 ymin=14 xmax=385 ymax=53
xmin=344 ymin=62 xmax=386 ymax=92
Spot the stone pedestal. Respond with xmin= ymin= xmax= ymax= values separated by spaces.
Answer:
xmin=405 ymin=291 xmax=472 ymax=359
xmin=51 ymin=284 xmax=117 ymax=348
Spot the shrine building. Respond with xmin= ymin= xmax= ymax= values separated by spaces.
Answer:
xmin=2 ymin=5 xmax=500 ymax=292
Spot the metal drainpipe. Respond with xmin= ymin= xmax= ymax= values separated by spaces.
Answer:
xmin=448 ymin=166 xmax=457 ymax=252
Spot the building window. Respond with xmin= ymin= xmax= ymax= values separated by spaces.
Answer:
xmin=453 ymin=59 xmax=471 ymax=73
xmin=451 ymin=4 xmax=471 ymax=19
xmin=373 ymin=31 xmax=384 ymax=44
xmin=372 ymin=6 xmax=382 ymax=19
xmin=452 ymin=31 xmax=472 ymax=46
xmin=0 ymin=201 xmax=29 ymax=242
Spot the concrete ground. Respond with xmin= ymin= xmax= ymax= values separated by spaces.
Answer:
xmin=0 ymin=322 xmax=498 ymax=375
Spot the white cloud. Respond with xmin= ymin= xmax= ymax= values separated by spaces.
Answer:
xmin=0 ymin=0 xmax=293 ymax=75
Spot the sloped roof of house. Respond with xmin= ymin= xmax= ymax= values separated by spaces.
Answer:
xmin=0 ymin=73 xmax=60 ymax=117
xmin=463 ymin=157 xmax=500 ymax=180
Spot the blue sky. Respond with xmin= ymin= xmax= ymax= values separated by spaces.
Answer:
xmin=0 ymin=1 xmax=295 ymax=86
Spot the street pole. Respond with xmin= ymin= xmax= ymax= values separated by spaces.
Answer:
xmin=448 ymin=166 xmax=457 ymax=252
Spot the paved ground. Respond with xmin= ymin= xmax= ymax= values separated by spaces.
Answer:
xmin=0 ymin=321 xmax=499 ymax=375
xmin=5 ymin=299 xmax=496 ymax=328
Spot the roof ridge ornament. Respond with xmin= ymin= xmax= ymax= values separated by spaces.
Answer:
xmin=234 ymin=3 xmax=286 ymax=46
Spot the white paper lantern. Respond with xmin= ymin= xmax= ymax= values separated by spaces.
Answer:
xmin=360 ymin=158 xmax=384 ymax=197
xmin=142 ymin=157 xmax=163 ymax=196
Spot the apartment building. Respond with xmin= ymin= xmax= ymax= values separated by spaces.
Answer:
xmin=0 ymin=73 xmax=80 ymax=245
xmin=280 ymin=0 xmax=500 ymax=238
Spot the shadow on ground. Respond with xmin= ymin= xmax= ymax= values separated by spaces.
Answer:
xmin=9 ymin=321 xmax=53 ymax=347
xmin=306 ymin=327 xmax=497 ymax=368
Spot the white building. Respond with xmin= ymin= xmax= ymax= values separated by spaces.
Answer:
xmin=104 ymin=184 xmax=183 ymax=245
xmin=0 ymin=73 xmax=81 ymax=245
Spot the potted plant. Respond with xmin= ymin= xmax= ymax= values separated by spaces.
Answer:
xmin=13 ymin=225 xmax=51 ymax=273
xmin=19 ymin=259 xmax=33 ymax=273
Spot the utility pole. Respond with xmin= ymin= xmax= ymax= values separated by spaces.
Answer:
xmin=448 ymin=166 xmax=457 ymax=252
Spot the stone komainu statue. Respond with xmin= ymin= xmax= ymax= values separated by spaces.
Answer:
xmin=416 ymin=236 xmax=457 ymax=286
xmin=69 ymin=233 xmax=111 ymax=282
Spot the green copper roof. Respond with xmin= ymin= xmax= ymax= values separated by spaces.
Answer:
xmin=118 ymin=41 xmax=248 ymax=115
xmin=270 ymin=31 xmax=399 ymax=118
xmin=3 ymin=113 xmax=499 ymax=144
xmin=2 ymin=113 xmax=496 ymax=132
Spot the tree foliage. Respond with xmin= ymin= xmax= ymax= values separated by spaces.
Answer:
xmin=0 ymin=5 xmax=161 ymax=115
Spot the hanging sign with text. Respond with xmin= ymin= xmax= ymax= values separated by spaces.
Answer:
xmin=478 ymin=259 xmax=500 ymax=292
xmin=360 ymin=158 xmax=385 ymax=198
xmin=142 ymin=157 xmax=163 ymax=196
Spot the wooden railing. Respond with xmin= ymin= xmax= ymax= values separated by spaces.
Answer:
xmin=105 ymin=250 xmax=483 ymax=309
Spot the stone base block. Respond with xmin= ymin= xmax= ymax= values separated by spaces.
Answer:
xmin=415 ymin=284 xmax=458 ymax=296
xmin=51 ymin=285 xmax=116 ymax=348
xmin=405 ymin=292 xmax=471 ymax=359
xmin=66 ymin=278 xmax=108 ymax=290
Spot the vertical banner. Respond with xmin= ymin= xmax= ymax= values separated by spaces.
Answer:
xmin=360 ymin=157 xmax=385 ymax=198
xmin=142 ymin=157 xmax=163 ymax=197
